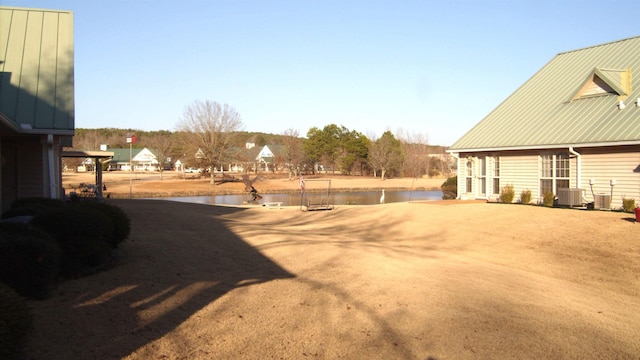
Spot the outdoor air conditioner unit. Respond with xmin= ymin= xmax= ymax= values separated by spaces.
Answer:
xmin=557 ymin=188 xmax=584 ymax=207
xmin=594 ymin=194 xmax=612 ymax=210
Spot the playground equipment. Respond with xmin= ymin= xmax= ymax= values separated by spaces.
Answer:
xmin=300 ymin=179 xmax=334 ymax=211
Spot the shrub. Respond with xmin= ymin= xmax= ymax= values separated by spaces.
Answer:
xmin=30 ymin=207 xmax=114 ymax=278
xmin=543 ymin=191 xmax=555 ymax=207
xmin=499 ymin=184 xmax=515 ymax=203
xmin=0 ymin=222 xmax=60 ymax=299
xmin=2 ymin=197 xmax=66 ymax=219
xmin=441 ymin=176 xmax=457 ymax=200
xmin=519 ymin=189 xmax=532 ymax=204
xmin=71 ymin=201 xmax=130 ymax=248
xmin=622 ymin=197 xmax=635 ymax=213
xmin=0 ymin=283 xmax=32 ymax=360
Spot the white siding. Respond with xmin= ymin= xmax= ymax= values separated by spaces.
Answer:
xmin=458 ymin=147 xmax=640 ymax=208
xmin=500 ymin=153 xmax=540 ymax=203
xmin=580 ymin=148 xmax=640 ymax=209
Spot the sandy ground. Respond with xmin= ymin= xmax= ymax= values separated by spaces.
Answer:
xmin=23 ymin=173 xmax=640 ymax=359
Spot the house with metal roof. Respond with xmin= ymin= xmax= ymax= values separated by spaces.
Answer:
xmin=448 ymin=36 xmax=640 ymax=209
xmin=0 ymin=6 xmax=79 ymax=210
xmin=107 ymin=148 xmax=159 ymax=171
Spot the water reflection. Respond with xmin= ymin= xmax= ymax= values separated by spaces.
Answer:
xmin=155 ymin=190 xmax=443 ymax=206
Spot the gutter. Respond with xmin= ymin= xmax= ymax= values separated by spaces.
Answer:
xmin=447 ymin=140 xmax=640 ymax=154
xmin=568 ymin=146 xmax=581 ymax=188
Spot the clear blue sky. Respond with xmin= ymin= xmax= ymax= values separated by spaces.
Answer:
xmin=5 ymin=0 xmax=639 ymax=145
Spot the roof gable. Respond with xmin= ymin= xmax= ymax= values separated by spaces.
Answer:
xmin=450 ymin=36 xmax=640 ymax=151
xmin=571 ymin=68 xmax=631 ymax=101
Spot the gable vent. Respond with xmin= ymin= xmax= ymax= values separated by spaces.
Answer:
xmin=571 ymin=68 xmax=632 ymax=101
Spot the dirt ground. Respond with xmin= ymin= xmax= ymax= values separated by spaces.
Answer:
xmin=24 ymin=172 xmax=640 ymax=359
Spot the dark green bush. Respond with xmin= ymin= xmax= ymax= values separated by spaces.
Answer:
xmin=441 ymin=176 xmax=457 ymax=200
xmin=499 ymin=184 xmax=515 ymax=203
xmin=30 ymin=207 xmax=114 ymax=278
xmin=2 ymin=197 xmax=66 ymax=219
xmin=519 ymin=189 xmax=532 ymax=204
xmin=71 ymin=201 xmax=130 ymax=248
xmin=0 ymin=222 xmax=60 ymax=299
xmin=0 ymin=283 xmax=32 ymax=360
xmin=543 ymin=192 xmax=555 ymax=207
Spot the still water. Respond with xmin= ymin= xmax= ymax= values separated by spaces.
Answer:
xmin=155 ymin=190 xmax=443 ymax=206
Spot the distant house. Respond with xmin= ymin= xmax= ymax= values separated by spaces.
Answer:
xmin=0 ymin=7 xmax=92 ymax=210
xmin=255 ymin=145 xmax=284 ymax=172
xmin=448 ymin=36 xmax=640 ymax=209
xmin=108 ymin=148 xmax=159 ymax=171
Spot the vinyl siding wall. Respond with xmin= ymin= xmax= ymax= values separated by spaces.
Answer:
xmin=456 ymin=147 xmax=640 ymax=208
xmin=500 ymin=152 xmax=540 ymax=203
xmin=579 ymin=146 xmax=640 ymax=209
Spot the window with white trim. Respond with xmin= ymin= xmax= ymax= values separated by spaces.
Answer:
xmin=540 ymin=153 xmax=570 ymax=195
xmin=466 ymin=158 xmax=473 ymax=193
xmin=492 ymin=156 xmax=500 ymax=195
xmin=478 ymin=156 xmax=486 ymax=196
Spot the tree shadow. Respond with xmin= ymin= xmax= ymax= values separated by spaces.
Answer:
xmin=25 ymin=200 xmax=294 ymax=359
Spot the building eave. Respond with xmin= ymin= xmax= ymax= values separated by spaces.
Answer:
xmin=446 ymin=140 xmax=640 ymax=154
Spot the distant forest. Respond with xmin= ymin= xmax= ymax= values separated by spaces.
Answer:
xmin=71 ymin=128 xmax=447 ymax=153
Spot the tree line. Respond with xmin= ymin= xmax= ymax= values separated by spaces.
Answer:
xmin=68 ymin=100 xmax=452 ymax=179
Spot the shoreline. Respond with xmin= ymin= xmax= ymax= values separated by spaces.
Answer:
xmin=63 ymin=172 xmax=447 ymax=199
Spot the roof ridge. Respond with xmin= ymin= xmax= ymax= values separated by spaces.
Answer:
xmin=557 ymin=35 xmax=640 ymax=56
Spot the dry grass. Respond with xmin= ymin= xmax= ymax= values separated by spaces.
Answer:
xmin=24 ymin=174 xmax=640 ymax=359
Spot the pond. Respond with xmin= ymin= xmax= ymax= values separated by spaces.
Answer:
xmin=153 ymin=190 xmax=444 ymax=206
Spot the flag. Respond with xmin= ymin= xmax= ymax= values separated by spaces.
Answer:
xmin=299 ymin=175 xmax=305 ymax=193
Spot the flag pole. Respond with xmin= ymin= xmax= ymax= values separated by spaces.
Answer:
xmin=127 ymin=133 xmax=136 ymax=198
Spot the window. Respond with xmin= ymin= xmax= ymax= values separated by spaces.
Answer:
xmin=493 ymin=156 xmax=500 ymax=194
xmin=540 ymin=153 xmax=570 ymax=195
xmin=478 ymin=156 xmax=486 ymax=196
xmin=466 ymin=159 xmax=473 ymax=193
xmin=556 ymin=154 xmax=570 ymax=189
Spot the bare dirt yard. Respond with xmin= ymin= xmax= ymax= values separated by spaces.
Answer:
xmin=24 ymin=172 xmax=640 ymax=359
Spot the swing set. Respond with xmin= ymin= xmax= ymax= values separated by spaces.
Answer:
xmin=300 ymin=179 xmax=334 ymax=211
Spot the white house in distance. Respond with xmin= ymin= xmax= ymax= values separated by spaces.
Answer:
xmin=107 ymin=148 xmax=159 ymax=171
xmin=448 ymin=36 xmax=640 ymax=209
xmin=254 ymin=144 xmax=284 ymax=172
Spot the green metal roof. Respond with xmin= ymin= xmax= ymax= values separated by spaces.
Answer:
xmin=0 ymin=6 xmax=74 ymax=132
xmin=110 ymin=148 xmax=145 ymax=162
xmin=450 ymin=36 xmax=640 ymax=151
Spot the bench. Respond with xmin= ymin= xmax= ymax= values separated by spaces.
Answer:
xmin=262 ymin=202 xmax=283 ymax=209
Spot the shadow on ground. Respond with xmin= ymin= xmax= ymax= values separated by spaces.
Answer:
xmin=25 ymin=199 xmax=294 ymax=359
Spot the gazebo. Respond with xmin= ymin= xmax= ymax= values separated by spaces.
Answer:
xmin=62 ymin=150 xmax=114 ymax=199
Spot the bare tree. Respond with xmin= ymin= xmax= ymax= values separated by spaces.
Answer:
xmin=176 ymin=100 xmax=244 ymax=184
xmin=144 ymin=131 xmax=175 ymax=180
xmin=281 ymin=128 xmax=304 ymax=180
xmin=368 ymin=131 xmax=402 ymax=180
xmin=396 ymin=128 xmax=430 ymax=178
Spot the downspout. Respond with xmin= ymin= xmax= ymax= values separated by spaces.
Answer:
xmin=568 ymin=146 xmax=585 ymax=201
xmin=47 ymin=134 xmax=57 ymax=199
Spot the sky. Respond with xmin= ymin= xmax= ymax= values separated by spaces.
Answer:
xmin=4 ymin=0 xmax=639 ymax=145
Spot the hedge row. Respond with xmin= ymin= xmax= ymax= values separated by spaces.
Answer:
xmin=0 ymin=198 xmax=130 ymax=358
xmin=1 ymin=198 xmax=130 ymax=295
